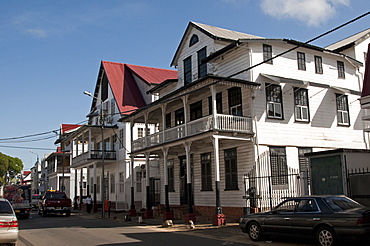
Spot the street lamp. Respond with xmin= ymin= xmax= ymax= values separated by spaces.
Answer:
xmin=84 ymin=91 xmax=106 ymax=218
xmin=30 ymin=151 xmax=40 ymax=193
xmin=61 ymin=150 xmax=70 ymax=193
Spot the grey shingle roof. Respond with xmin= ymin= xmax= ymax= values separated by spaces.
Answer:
xmin=325 ymin=28 xmax=370 ymax=51
xmin=191 ymin=21 xmax=263 ymax=41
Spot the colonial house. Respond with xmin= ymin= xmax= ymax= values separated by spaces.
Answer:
xmin=45 ymin=124 xmax=82 ymax=200
xmin=59 ymin=61 xmax=177 ymax=212
xmin=122 ymin=22 xmax=369 ymax=224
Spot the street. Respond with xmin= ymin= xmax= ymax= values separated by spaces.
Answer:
xmin=16 ymin=211 xmax=318 ymax=246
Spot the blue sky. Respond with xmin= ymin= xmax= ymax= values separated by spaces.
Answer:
xmin=0 ymin=0 xmax=369 ymax=170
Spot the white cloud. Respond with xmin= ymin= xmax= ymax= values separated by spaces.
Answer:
xmin=260 ymin=0 xmax=350 ymax=26
xmin=25 ymin=28 xmax=47 ymax=38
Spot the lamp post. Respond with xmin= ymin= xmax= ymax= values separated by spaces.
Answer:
xmin=30 ymin=151 xmax=40 ymax=193
xmin=84 ymin=91 xmax=106 ymax=218
xmin=61 ymin=150 xmax=70 ymax=193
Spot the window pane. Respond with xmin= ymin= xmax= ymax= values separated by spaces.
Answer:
xmin=224 ymin=148 xmax=238 ymax=190
xmin=269 ymin=147 xmax=288 ymax=185
xmin=183 ymin=56 xmax=192 ymax=84
xmin=337 ymin=61 xmax=345 ymax=78
xmin=263 ymin=44 xmax=273 ymax=64
xmin=315 ymin=56 xmax=323 ymax=74
xmin=274 ymin=103 xmax=282 ymax=118
xmin=201 ymin=153 xmax=212 ymax=191
xmin=336 ymin=94 xmax=349 ymax=125
xmin=297 ymin=52 xmax=306 ymax=70
xmin=198 ymin=47 xmax=207 ymax=78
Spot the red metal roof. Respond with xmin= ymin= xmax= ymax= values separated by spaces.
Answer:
xmin=362 ymin=43 xmax=370 ymax=97
xmin=101 ymin=61 xmax=177 ymax=115
xmin=60 ymin=124 xmax=81 ymax=134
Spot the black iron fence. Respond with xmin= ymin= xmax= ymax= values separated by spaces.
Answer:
xmin=347 ymin=167 xmax=370 ymax=207
xmin=243 ymin=151 xmax=308 ymax=213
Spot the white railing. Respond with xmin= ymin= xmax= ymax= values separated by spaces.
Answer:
xmin=131 ymin=114 xmax=253 ymax=151
xmin=148 ymin=132 xmax=163 ymax=147
xmin=165 ymin=125 xmax=186 ymax=142
xmin=215 ymin=114 xmax=252 ymax=132
xmin=188 ymin=115 xmax=213 ymax=135
xmin=133 ymin=138 xmax=145 ymax=151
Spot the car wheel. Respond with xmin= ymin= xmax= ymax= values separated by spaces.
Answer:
xmin=248 ymin=221 xmax=263 ymax=241
xmin=316 ymin=226 xmax=337 ymax=246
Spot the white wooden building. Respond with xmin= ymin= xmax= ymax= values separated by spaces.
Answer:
xmin=58 ymin=61 xmax=177 ymax=213
xmin=123 ymin=22 xmax=369 ymax=223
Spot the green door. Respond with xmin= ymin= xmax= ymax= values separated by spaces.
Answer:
xmin=310 ymin=155 xmax=343 ymax=195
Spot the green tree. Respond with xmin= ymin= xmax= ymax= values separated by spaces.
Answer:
xmin=0 ymin=152 xmax=24 ymax=185
xmin=7 ymin=156 xmax=23 ymax=183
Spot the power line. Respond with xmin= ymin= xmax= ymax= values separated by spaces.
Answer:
xmin=0 ymin=130 xmax=57 ymax=141
xmin=0 ymin=135 xmax=56 ymax=143
xmin=227 ymin=10 xmax=370 ymax=79
xmin=0 ymin=145 xmax=56 ymax=151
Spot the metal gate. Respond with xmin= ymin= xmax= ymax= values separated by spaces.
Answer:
xmin=347 ymin=167 xmax=370 ymax=207
xmin=243 ymin=151 xmax=308 ymax=212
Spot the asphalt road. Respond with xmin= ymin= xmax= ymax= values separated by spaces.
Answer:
xmin=16 ymin=211 xmax=317 ymax=246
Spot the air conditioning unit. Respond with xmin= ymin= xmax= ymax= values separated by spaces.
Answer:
xmin=140 ymin=164 xmax=146 ymax=171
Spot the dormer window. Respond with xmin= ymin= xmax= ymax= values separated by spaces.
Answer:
xmin=189 ymin=34 xmax=199 ymax=46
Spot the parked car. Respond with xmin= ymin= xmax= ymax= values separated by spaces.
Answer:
xmin=239 ymin=195 xmax=370 ymax=246
xmin=0 ymin=199 xmax=18 ymax=245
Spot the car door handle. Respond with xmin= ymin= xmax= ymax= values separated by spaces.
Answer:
xmin=313 ymin=218 xmax=321 ymax=221
xmin=284 ymin=218 xmax=290 ymax=220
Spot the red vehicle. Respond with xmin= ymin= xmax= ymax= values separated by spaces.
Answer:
xmin=38 ymin=191 xmax=72 ymax=217
xmin=3 ymin=185 xmax=32 ymax=219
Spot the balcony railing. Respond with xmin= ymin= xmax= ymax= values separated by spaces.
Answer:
xmin=132 ymin=114 xmax=253 ymax=152
xmin=72 ymin=150 xmax=117 ymax=165
xmin=90 ymin=150 xmax=117 ymax=160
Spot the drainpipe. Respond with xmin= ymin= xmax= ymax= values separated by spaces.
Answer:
xmin=162 ymin=148 xmax=170 ymax=212
xmin=129 ymin=119 xmax=137 ymax=216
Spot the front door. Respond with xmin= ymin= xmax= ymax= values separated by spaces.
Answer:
xmin=179 ymin=155 xmax=194 ymax=206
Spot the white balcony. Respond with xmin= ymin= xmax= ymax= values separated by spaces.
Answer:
xmin=132 ymin=114 xmax=253 ymax=152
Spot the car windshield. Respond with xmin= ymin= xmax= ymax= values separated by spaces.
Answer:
xmin=0 ymin=201 xmax=14 ymax=214
xmin=325 ymin=197 xmax=363 ymax=212
xmin=44 ymin=193 xmax=66 ymax=199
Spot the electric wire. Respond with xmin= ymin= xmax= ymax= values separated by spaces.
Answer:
xmin=1 ymin=11 xmax=369 ymax=151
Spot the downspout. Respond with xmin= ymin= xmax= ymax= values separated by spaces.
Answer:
xmin=247 ymin=46 xmax=262 ymax=207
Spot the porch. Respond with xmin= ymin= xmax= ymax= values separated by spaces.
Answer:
xmin=132 ymin=114 xmax=253 ymax=152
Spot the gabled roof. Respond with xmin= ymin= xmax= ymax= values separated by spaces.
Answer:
xmin=171 ymin=21 xmax=263 ymax=67
xmin=54 ymin=124 xmax=82 ymax=144
xmin=361 ymin=43 xmax=370 ymax=98
xmin=325 ymin=28 xmax=370 ymax=52
xmin=60 ymin=124 xmax=81 ymax=134
xmin=94 ymin=61 xmax=177 ymax=116
xmin=191 ymin=21 xmax=262 ymax=41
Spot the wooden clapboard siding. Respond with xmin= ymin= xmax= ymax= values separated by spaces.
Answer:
xmin=175 ymin=29 xmax=216 ymax=87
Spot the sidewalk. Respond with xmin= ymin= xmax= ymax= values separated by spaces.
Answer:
xmin=76 ymin=209 xmax=239 ymax=231
xmin=74 ymin=210 xmax=315 ymax=245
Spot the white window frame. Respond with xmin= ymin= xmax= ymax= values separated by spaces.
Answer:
xmin=336 ymin=94 xmax=349 ymax=126
xmin=267 ymin=101 xmax=282 ymax=119
xmin=295 ymin=105 xmax=309 ymax=122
